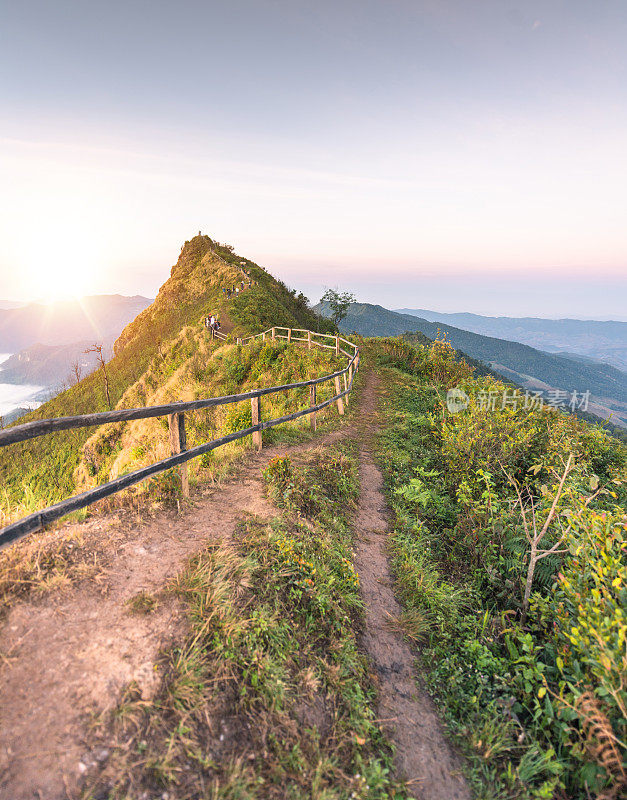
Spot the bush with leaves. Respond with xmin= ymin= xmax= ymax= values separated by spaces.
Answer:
xmin=374 ymin=341 xmax=627 ymax=799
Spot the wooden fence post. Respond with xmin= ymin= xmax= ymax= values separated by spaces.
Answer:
xmin=335 ymin=336 xmax=340 ymax=356
xmin=251 ymin=396 xmax=262 ymax=451
xmin=310 ymin=384 xmax=317 ymax=431
xmin=307 ymin=331 xmax=312 ymax=350
xmin=168 ymin=412 xmax=189 ymax=497
xmin=334 ymin=376 xmax=345 ymax=416
xmin=287 ymin=328 xmax=292 ymax=343
xmin=349 ymin=363 xmax=353 ymax=390
xmin=271 ymin=327 xmax=276 ymax=341
xmin=262 ymin=331 xmax=266 ymax=342
xmin=343 ymin=372 xmax=348 ymax=405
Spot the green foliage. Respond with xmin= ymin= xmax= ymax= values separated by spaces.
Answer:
xmin=229 ymin=284 xmax=332 ymax=334
xmin=373 ymin=339 xmax=627 ymax=800
xmin=263 ymin=448 xmax=359 ymax=526
xmin=364 ymin=334 xmax=474 ymax=388
xmin=395 ymin=466 xmax=442 ymax=507
xmin=221 ymin=401 xmax=253 ymax=434
xmin=320 ymin=289 xmax=356 ymax=330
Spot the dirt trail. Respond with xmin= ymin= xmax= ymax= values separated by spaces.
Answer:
xmin=352 ymin=374 xmax=470 ymax=800
xmin=0 ymin=370 xmax=468 ymax=800
xmin=0 ymin=418 xmax=347 ymax=800
xmin=0 ymin=465 xmax=276 ymax=799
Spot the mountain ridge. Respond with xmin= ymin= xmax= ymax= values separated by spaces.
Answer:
xmin=315 ymin=300 xmax=627 ymax=426
xmin=0 ymin=235 xmax=335 ymax=510
xmin=0 ymin=294 xmax=154 ymax=353
xmin=394 ymin=307 xmax=627 ymax=371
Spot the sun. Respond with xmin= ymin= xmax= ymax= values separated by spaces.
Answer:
xmin=38 ymin=255 xmax=91 ymax=303
xmin=24 ymin=224 xmax=104 ymax=303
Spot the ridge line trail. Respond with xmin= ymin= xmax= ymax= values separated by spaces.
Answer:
xmin=352 ymin=372 xmax=470 ymax=800
xmin=0 ymin=369 xmax=467 ymax=800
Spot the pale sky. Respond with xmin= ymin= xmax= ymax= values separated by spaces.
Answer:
xmin=1 ymin=0 xmax=626 ymax=318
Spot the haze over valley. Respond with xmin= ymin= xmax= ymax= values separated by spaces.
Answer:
xmin=2 ymin=285 xmax=624 ymax=432
xmin=0 ymin=295 xmax=152 ymax=421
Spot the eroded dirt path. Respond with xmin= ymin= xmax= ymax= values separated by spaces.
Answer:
xmin=0 ymin=408 xmax=350 ymax=800
xmin=353 ymin=374 xmax=470 ymax=800
xmin=0 ymin=370 xmax=468 ymax=800
xmin=0 ymin=464 xmax=277 ymax=799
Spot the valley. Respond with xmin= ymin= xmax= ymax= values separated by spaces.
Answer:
xmin=0 ymin=296 xmax=152 ymax=421
xmin=395 ymin=309 xmax=627 ymax=371
xmin=316 ymin=301 xmax=627 ymax=430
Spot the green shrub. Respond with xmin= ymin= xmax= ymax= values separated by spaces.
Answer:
xmin=374 ymin=346 xmax=627 ymax=799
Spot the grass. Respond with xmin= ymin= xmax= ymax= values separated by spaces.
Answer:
xmin=70 ymin=335 xmax=357 ymax=516
xmin=0 ymin=518 xmax=112 ymax=617
xmin=0 ymin=235 xmax=336 ymax=523
xmin=372 ymin=366 xmax=530 ymax=798
xmin=371 ymin=347 xmax=627 ymax=800
xmin=126 ymin=590 xmax=159 ymax=615
xmin=81 ymin=446 xmax=407 ymax=799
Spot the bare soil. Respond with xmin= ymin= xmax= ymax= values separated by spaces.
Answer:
xmin=0 ymin=468 xmax=275 ymax=799
xmin=0 ymin=369 xmax=469 ymax=800
xmin=352 ymin=372 xmax=470 ymax=799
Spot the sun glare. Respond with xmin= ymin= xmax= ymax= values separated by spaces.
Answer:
xmin=22 ymin=222 xmax=105 ymax=303
xmin=38 ymin=255 xmax=91 ymax=303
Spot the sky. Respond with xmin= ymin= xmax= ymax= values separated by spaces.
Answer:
xmin=1 ymin=0 xmax=626 ymax=318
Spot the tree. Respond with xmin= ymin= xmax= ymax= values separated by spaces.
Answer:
xmin=85 ymin=344 xmax=112 ymax=410
xmin=320 ymin=289 xmax=355 ymax=331
xmin=70 ymin=359 xmax=82 ymax=386
xmin=507 ymin=454 xmax=587 ymax=623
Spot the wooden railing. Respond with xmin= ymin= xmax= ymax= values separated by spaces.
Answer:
xmin=0 ymin=328 xmax=360 ymax=550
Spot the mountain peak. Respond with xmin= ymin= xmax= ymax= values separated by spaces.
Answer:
xmin=171 ymin=234 xmax=216 ymax=279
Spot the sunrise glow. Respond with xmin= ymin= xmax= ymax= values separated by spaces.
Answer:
xmin=1 ymin=0 xmax=626 ymax=317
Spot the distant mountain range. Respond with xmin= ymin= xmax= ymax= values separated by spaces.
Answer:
xmin=395 ymin=309 xmax=627 ymax=372
xmin=0 ymin=341 xmax=113 ymax=387
xmin=315 ymin=301 xmax=627 ymax=428
xmin=0 ymin=295 xmax=153 ymax=419
xmin=0 ymin=295 xmax=153 ymax=353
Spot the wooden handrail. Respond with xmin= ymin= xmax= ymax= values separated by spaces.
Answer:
xmin=0 ymin=359 xmax=355 ymax=448
xmin=0 ymin=329 xmax=358 ymax=448
xmin=0 ymin=328 xmax=360 ymax=549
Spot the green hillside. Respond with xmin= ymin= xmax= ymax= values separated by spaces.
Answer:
xmin=0 ymin=237 xmax=626 ymax=800
xmin=394 ymin=307 xmax=627 ymax=372
xmin=0 ymin=236 xmax=333 ymax=522
xmin=315 ymin=301 xmax=627 ymax=411
xmin=365 ymin=337 xmax=626 ymax=799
